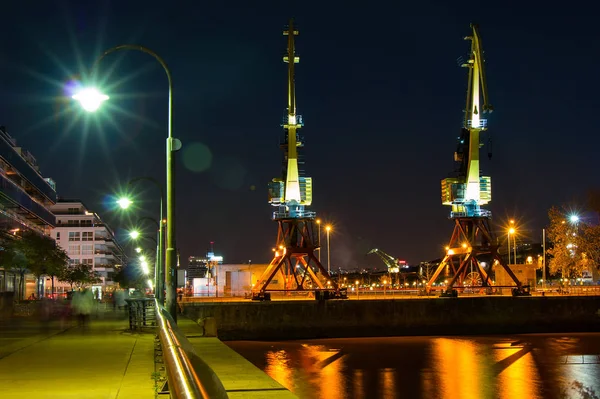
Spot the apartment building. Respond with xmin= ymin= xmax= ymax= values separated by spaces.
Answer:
xmin=0 ymin=126 xmax=57 ymax=300
xmin=50 ymin=200 xmax=126 ymax=291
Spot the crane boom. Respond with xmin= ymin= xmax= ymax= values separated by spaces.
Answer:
xmin=441 ymin=23 xmax=493 ymax=218
xmin=267 ymin=19 xmax=314 ymax=219
xmin=368 ymin=248 xmax=401 ymax=273
xmin=284 ymin=20 xmax=301 ymax=204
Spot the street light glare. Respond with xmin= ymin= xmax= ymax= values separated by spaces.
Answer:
xmin=129 ymin=230 xmax=140 ymax=239
xmin=135 ymin=247 xmax=142 ymax=253
xmin=117 ymin=197 xmax=133 ymax=209
xmin=325 ymin=225 xmax=332 ymax=232
xmin=570 ymin=214 xmax=580 ymax=223
xmin=72 ymin=87 xmax=109 ymax=112
xmin=508 ymin=227 xmax=516 ymax=234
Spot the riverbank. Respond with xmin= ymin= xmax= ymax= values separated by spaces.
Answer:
xmin=182 ymin=296 xmax=600 ymax=340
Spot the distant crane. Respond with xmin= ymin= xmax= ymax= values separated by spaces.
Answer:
xmin=367 ymin=248 xmax=404 ymax=273
xmin=426 ymin=24 xmax=529 ymax=297
xmin=251 ymin=19 xmax=347 ymax=301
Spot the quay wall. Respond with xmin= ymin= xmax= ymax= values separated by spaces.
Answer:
xmin=182 ymin=296 xmax=600 ymax=341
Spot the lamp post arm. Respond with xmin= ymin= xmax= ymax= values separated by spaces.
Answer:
xmin=129 ymin=177 xmax=166 ymax=207
xmin=93 ymin=45 xmax=172 ymax=141
xmin=92 ymin=44 xmax=178 ymax=320
xmin=137 ymin=216 xmax=160 ymax=230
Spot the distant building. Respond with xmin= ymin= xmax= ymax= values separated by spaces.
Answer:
xmin=187 ymin=250 xmax=223 ymax=282
xmin=49 ymin=200 xmax=126 ymax=294
xmin=0 ymin=126 xmax=57 ymax=300
xmin=188 ymin=263 xmax=271 ymax=297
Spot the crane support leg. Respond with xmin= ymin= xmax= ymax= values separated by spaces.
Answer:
xmin=252 ymin=217 xmax=348 ymax=301
xmin=426 ymin=217 xmax=531 ymax=297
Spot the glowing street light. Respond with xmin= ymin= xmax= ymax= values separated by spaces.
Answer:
xmin=71 ymin=87 xmax=109 ymax=112
xmin=117 ymin=197 xmax=133 ymax=209
xmin=570 ymin=214 xmax=580 ymax=224
xmin=135 ymin=247 xmax=142 ymax=253
xmin=140 ymin=259 xmax=150 ymax=275
xmin=129 ymin=230 xmax=141 ymax=240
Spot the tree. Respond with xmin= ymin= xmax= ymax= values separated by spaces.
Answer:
xmin=113 ymin=265 xmax=135 ymax=289
xmin=546 ymin=207 xmax=599 ymax=279
xmin=59 ymin=263 xmax=101 ymax=289
xmin=4 ymin=249 xmax=29 ymax=300
xmin=9 ymin=230 xmax=69 ymax=298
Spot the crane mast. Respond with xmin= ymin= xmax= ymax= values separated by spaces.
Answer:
xmin=268 ymin=19 xmax=313 ymax=219
xmin=441 ymin=24 xmax=492 ymax=218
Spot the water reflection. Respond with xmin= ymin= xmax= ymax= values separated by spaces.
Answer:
xmin=226 ymin=333 xmax=600 ymax=399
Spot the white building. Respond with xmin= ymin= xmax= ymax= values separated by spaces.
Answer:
xmin=50 ymin=200 xmax=126 ymax=292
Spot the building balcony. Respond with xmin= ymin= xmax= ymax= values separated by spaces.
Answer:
xmin=55 ymin=221 xmax=103 ymax=228
xmin=94 ymin=236 xmax=113 ymax=242
xmin=0 ymin=173 xmax=55 ymax=227
xmin=0 ymin=129 xmax=56 ymax=202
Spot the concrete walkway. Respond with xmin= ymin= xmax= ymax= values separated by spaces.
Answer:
xmin=178 ymin=317 xmax=298 ymax=399
xmin=0 ymin=312 xmax=156 ymax=399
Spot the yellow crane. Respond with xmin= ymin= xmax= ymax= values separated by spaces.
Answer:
xmin=427 ymin=24 xmax=529 ymax=297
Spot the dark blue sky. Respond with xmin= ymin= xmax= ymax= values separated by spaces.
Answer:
xmin=1 ymin=1 xmax=598 ymax=268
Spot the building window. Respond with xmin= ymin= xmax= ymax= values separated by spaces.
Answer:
xmin=82 ymin=232 xmax=93 ymax=241
xmin=68 ymin=207 xmax=78 ymax=214
xmin=69 ymin=232 xmax=80 ymax=241
xmin=81 ymin=220 xmax=92 ymax=227
xmin=56 ymin=232 xmax=60 ymax=240
xmin=69 ymin=259 xmax=78 ymax=266
xmin=82 ymin=258 xmax=93 ymax=266
xmin=82 ymin=245 xmax=93 ymax=255
xmin=69 ymin=245 xmax=81 ymax=255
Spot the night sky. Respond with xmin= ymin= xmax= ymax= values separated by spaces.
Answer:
xmin=1 ymin=1 xmax=598 ymax=269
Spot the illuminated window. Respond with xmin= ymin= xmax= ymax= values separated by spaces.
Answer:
xmin=82 ymin=244 xmax=93 ymax=255
xmin=69 ymin=245 xmax=81 ymax=255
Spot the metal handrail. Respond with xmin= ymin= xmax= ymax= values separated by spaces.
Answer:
xmin=155 ymin=299 xmax=228 ymax=399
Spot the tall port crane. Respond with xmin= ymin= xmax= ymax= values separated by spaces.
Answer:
xmin=251 ymin=19 xmax=347 ymax=301
xmin=426 ymin=24 xmax=530 ymax=297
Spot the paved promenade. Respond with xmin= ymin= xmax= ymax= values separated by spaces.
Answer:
xmin=0 ymin=309 xmax=156 ymax=399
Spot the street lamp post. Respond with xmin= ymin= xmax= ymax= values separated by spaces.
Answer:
xmin=129 ymin=177 xmax=166 ymax=305
xmin=316 ymin=219 xmax=321 ymax=263
xmin=73 ymin=45 xmax=181 ymax=320
xmin=325 ymin=225 xmax=332 ymax=274
xmin=542 ymin=228 xmax=546 ymax=291
xmin=507 ymin=229 xmax=512 ymax=265
xmin=513 ymin=234 xmax=517 ymax=265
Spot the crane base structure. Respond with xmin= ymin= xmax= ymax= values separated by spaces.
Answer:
xmin=251 ymin=217 xmax=348 ymax=301
xmin=426 ymin=216 xmax=531 ymax=297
